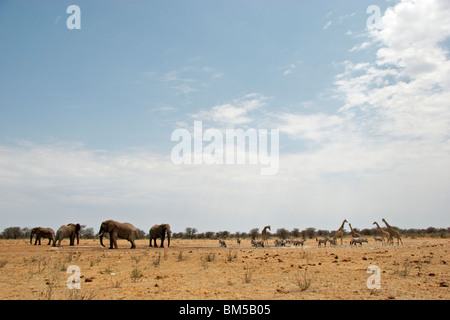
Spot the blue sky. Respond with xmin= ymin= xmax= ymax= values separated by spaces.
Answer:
xmin=0 ymin=0 xmax=381 ymax=150
xmin=1 ymin=0 xmax=449 ymax=234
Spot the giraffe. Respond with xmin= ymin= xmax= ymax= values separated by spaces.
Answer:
xmin=262 ymin=225 xmax=271 ymax=246
xmin=332 ymin=219 xmax=348 ymax=245
xmin=373 ymin=221 xmax=392 ymax=246
xmin=382 ymin=218 xmax=403 ymax=245
xmin=348 ymin=223 xmax=362 ymax=238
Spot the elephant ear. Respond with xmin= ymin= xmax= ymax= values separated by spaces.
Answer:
xmin=75 ymin=223 xmax=81 ymax=233
xmin=107 ymin=221 xmax=116 ymax=233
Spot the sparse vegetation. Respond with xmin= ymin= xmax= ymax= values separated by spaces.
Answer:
xmin=0 ymin=237 xmax=448 ymax=300
xmin=130 ymin=265 xmax=144 ymax=282
xmin=226 ymin=249 xmax=238 ymax=262
xmin=177 ymin=251 xmax=187 ymax=262
xmin=394 ymin=259 xmax=412 ymax=277
xmin=110 ymin=274 xmax=122 ymax=288
xmin=152 ymin=252 xmax=161 ymax=268
xmin=243 ymin=263 xmax=254 ymax=283
xmin=204 ymin=252 xmax=216 ymax=262
xmin=293 ymin=268 xmax=312 ymax=292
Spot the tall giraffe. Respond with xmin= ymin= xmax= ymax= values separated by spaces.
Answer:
xmin=262 ymin=225 xmax=271 ymax=246
xmin=333 ymin=219 xmax=347 ymax=245
xmin=382 ymin=218 xmax=403 ymax=245
xmin=348 ymin=223 xmax=362 ymax=238
xmin=373 ymin=221 xmax=392 ymax=246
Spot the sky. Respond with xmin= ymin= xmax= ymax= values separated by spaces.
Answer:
xmin=0 ymin=0 xmax=449 ymax=234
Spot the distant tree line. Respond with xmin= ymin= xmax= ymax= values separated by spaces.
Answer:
xmin=1 ymin=225 xmax=448 ymax=240
xmin=176 ymin=227 xmax=449 ymax=240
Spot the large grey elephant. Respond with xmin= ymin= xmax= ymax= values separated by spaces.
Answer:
xmin=98 ymin=220 xmax=138 ymax=249
xmin=149 ymin=224 xmax=171 ymax=248
xmin=30 ymin=227 xmax=55 ymax=246
xmin=54 ymin=223 xmax=81 ymax=247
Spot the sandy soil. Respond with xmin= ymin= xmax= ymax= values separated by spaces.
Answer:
xmin=0 ymin=237 xmax=448 ymax=300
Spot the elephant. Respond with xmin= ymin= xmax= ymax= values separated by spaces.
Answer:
xmin=149 ymin=224 xmax=171 ymax=248
xmin=98 ymin=220 xmax=138 ymax=249
xmin=30 ymin=227 xmax=55 ymax=246
xmin=54 ymin=223 xmax=81 ymax=247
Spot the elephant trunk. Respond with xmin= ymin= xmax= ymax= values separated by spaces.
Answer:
xmin=167 ymin=230 xmax=171 ymax=248
xmin=30 ymin=231 xmax=34 ymax=244
xmin=52 ymin=233 xmax=58 ymax=247
xmin=99 ymin=230 xmax=105 ymax=247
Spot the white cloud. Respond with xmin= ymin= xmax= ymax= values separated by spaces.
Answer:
xmin=159 ymin=65 xmax=224 ymax=95
xmin=270 ymin=0 xmax=450 ymax=227
xmin=323 ymin=21 xmax=332 ymax=30
xmin=191 ymin=93 xmax=268 ymax=127
xmin=282 ymin=61 xmax=302 ymax=76
xmin=276 ymin=112 xmax=347 ymax=143
xmin=337 ymin=0 xmax=450 ymax=143
xmin=349 ymin=41 xmax=371 ymax=52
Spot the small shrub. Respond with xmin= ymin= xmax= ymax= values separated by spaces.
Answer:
xmin=293 ymin=268 xmax=312 ymax=292
xmin=0 ymin=260 xmax=7 ymax=268
xmin=243 ymin=263 xmax=254 ymax=283
xmin=177 ymin=251 xmax=187 ymax=262
xmin=130 ymin=265 xmax=144 ymax=282
xmin=226 ymin=249 xmax=237 ymax=262
xmin=152 ymin=252 xmax=161 ymax=267
xmin=103 ymin=263 xmax=113 ymax=275
xmin=394 ymin=259 xmax=412 ymax=277
xmin=204 ymin=252 xmax=216 ymax=262
xmin=110 ymin=274 xmax=122 ymax=288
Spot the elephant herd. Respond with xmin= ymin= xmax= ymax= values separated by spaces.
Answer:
xmin=29 ymin=220 xmax=171 ymax=249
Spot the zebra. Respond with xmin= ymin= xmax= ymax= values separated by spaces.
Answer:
xmin=274 ymin=239 xmax=287 ymax=246
xmin=316 ymin=237 xmax=329 ymax=247
xmin=373 ymin=236 xmax=383 ymax=243
xmin=251 ymin=238 xmax=264 ymax=247
xmin=350 ymin=237 xmax=368 ymax=246
xmin=292 ymin=239 xmax=306 ymax=247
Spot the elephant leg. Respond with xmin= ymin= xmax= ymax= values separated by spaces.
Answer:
xmin=111 ymin=235 xmax=118 ymax=249
xmin=160 ymin=235 xmax=165 ymax=248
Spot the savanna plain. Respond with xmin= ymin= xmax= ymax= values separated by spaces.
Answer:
xmin=0 ymin=238 xmax=448 ymax=300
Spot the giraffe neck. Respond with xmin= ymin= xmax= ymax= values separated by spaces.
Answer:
xmin=339 ymin=221 xmax=346 ymax=231
xmin=384 ymin=221 xmax=393 ymax=230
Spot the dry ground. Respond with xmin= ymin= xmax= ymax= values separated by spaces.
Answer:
xmin=0 ymin=237 xmax=448 ymax=300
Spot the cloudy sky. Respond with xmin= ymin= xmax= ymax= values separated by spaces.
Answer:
xmin=0 ymin=0 xmax=449 ymax=234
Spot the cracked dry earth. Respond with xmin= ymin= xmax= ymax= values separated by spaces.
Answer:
xmin=0 ymin=238 xmax=448 ymax=300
